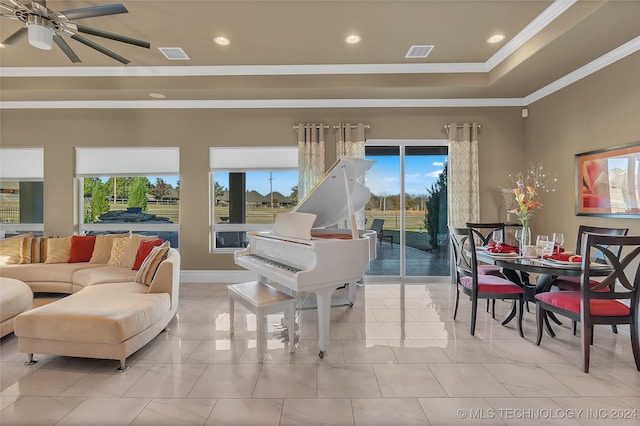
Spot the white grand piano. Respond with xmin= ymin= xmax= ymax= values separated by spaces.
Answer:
xmin=234 ymin=156 xmax=377 ymax=357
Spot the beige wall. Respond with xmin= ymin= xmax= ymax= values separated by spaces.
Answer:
xmin=525 ymin=52 xmax=640 ymax=248
xmin=0 ymin=107 xmax=523 ymax=270
xmin=5 ymin=51 xmax=636 ymax=270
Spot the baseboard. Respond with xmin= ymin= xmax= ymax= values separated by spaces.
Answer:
xmin=180 ymin=270 xmax=257 ymax=283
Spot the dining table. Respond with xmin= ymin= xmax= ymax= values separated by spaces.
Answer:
xmin=475 ymin=249 xmax=612 ymax=337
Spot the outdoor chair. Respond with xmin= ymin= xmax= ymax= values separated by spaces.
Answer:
xmin=535 ymin=233 xmax=640 ymax=373
xmin=370 ymin=218 xmax=393 ymax=245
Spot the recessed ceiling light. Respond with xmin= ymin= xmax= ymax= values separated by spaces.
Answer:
xmin=214 ymin=36 xmax=230 ymax=46
xmin=487 ymin=34 xmax=505 ymax=44
xmin=345 ymin=34 xmax=361 ymax=44
xmin=149 ymin=93 xmax=166 ymax=99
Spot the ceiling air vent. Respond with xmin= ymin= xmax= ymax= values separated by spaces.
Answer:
xmin=158 ymin=47 xmax=190 ymax=60
xmin=405 ymin=45 xmax=434 ymax=59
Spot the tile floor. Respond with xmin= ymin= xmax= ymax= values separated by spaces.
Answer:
xmin=1 ymin=282 xmax=639 ymax=425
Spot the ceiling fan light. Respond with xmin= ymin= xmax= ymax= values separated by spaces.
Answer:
xmin=27 ymin=20 xmax=54 ymax=50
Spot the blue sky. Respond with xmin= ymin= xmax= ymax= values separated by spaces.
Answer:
xmin=364 ymin=154 xmax=446 ymax=197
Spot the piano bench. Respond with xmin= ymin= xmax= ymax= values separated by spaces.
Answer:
xmin=228 ymin=281 xmax=296 ymax=362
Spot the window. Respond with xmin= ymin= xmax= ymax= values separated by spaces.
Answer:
xmin=75 ymin=147 xmax=180 ymax=247
xmin=210 ymin=147 xmax=298 ymax=250
xmin=0 ymin=148 xmax=44 ymax=236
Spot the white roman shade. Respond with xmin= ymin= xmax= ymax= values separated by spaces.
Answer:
xmin=209 ymin=147 xmax=298 ymax=171
xmin=75 ymin=147 xmax=180 ymax=177
xmin=0 ymin=148 xmax=44 ymax=180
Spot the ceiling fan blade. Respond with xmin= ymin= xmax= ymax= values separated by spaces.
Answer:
xmin=53 ymin=34 xmax=80 ymax=63
xmin=2 ymin=26 xmax=27 ymax=45
xmin=70 ymin=32 xmax=129 ymax=64
xmin=7 ymin=0 xmax=29 ymax=10
xmin=75 ymin=24 xmax=150 ymax=49
xmin=58 ymin=3 xmax=127 ymax=20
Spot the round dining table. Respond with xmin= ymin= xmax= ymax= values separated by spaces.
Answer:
xmin=476 ymin=252 xmax=612 ymax=337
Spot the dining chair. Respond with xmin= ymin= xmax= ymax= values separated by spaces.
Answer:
xmin=449 ymin=226 xmax=524 ymax=337
xmin=535 ymin=233 xmax=640 ymax=373
xmin=466 ymin=222 xmax=507 ymax=317
xmin=551 ymin=225 xmax=629 ymax=334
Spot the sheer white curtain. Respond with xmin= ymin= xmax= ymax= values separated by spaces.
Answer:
xmin=447 ymin=123 xmax=480 ymax=228
xmin=297 ymin=124 xmax=326 ymax=201
xmin=336 ymin=123 xmax=367 ymax=230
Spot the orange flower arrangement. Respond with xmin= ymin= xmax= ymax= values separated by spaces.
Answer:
xmin=511 ymin=186 xmax=542 ymax=228
xmin=507 ymin=163 xmax=556 ymax=228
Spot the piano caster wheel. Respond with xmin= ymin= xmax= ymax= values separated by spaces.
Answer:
xmin=319 ymin=351 xmax=325 ymax=359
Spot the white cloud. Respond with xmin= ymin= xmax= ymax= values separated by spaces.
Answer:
xmin=432 ymin=161 xmax=444 ymax=167
xmin=427 ymin=169 xmax=443 ymax=178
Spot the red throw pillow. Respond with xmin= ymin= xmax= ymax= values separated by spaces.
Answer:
xmin=68 ymin=235 xmax=97 ymax=263
xmin=133 ymin=238 xmax=163 ymax=270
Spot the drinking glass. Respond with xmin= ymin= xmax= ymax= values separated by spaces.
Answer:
xmin=492 ymin=230 xmax=503 ymax=245
xmin=541 ymin=241 xmax=555 ymax=258
xmin=515 ymin=228 xmax=522 ymax=244
xmin=553 ymin=233 xmax=565 ymax=250
xmin=536 ymin=235 xmax=549 ymax=257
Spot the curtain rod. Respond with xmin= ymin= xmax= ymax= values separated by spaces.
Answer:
xmin=332 ymin=124 xmax=370 ymax=129
xmin=443 ymin=123 xmax=482 ymax=130
xmin=292 ymin=124 xmax=330 ymax=130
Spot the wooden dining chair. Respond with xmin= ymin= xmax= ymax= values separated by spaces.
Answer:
xmin=535 ymin=233 xmax=640 ymax=373
xmin=466 ymin=222 xmax=508 ymax=317
xmin=449 ymin=226 xmax=524 ymax=337
xmin=551 ymin=225 xmax=629 ymax=334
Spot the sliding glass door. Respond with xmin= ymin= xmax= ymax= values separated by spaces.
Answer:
xmin=364 ymin=140 xmax=449 ymax=281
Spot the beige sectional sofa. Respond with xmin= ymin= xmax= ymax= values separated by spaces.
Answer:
xmin=0 ymin=233 xmax=181 ymax=370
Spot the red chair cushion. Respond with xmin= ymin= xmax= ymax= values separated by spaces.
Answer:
xmin=460 ymin=275 xmax=523 ymax=294
xmin=535 ymin=291 xmax=630 ymax=317
xmin=552 ymin=276 xmax=608 ymax=292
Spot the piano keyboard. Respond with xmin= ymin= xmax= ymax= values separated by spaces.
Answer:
xmin=244 ymin=254 xmax=302 ymax=273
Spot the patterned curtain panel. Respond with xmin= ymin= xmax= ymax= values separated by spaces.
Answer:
xmin=447 ymin=122 xmax=480 ymax=228
xmin=336 ymin=123 xmax=366 ymax=159
xmin=297 ymin=124 xmax=326 ymax=201
xmin=336 ymin=123 xmax=367 ymax=230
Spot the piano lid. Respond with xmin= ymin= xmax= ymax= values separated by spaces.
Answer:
xmin=294 ymin=156 xmax=375 ymax=229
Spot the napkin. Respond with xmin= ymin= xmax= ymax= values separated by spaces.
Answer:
xmin=543 ymin=253 xmax=582 ymax=262
xmin=487 ymin=243 xmax=519 ymax=254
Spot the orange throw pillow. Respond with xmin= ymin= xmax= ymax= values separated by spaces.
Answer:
xmin=132 ymin=238 xmax=163 ymax=270
xmin=68 ymin=235 xmax=97 ymax=263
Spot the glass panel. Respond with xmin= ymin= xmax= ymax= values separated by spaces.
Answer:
xmin=212 ymin=170 xmax=298 ymax=249
xmin=365 ymin=146 xmax=400 ymax=276
xmin=0 ymin=180 xmax=44 ymax=236
xmin=405 ymin=146 xmax=449 ymax=276
xmin=80 ymin=176 xmax=180 ymax=247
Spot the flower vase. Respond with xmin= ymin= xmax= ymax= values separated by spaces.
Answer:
xmin=519 ymin=222 xmax=531 ymax=255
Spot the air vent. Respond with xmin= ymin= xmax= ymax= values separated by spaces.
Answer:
xmin=405 ymin=45 xmax=434 ymax=59
xmin=158 ymin=47 xmax=190 ymax=60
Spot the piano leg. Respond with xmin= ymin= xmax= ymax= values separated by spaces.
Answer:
xmin=347 ymin=281 xmax=357 ymax=306
xmin=314 ymin=286 xmax=336 ymax=358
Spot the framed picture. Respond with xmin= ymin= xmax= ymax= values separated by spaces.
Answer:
xmin=575 ymin=142 xmax=640 ymax=218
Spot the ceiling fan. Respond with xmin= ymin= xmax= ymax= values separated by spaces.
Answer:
xmin=0 ymin=1 xmax=150 ymax=64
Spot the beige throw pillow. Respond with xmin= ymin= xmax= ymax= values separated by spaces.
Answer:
xmin=135 ymin=242 xmax=170 ymax=286
xmin=90 ymin=233 xmax=129 ymax=264
xmin=21 ymin=236 xmax=47 ymax=264
xmin=0 ymin=233 xmax=33 ymax=265
xmin=44 ymin=237 xmax=72 ymax=264
xmin=107 ymin=237 xmax=130 ymax=267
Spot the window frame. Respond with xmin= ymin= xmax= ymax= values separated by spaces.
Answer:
xmin=210 ymin=146 xmax=298 ymax=252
